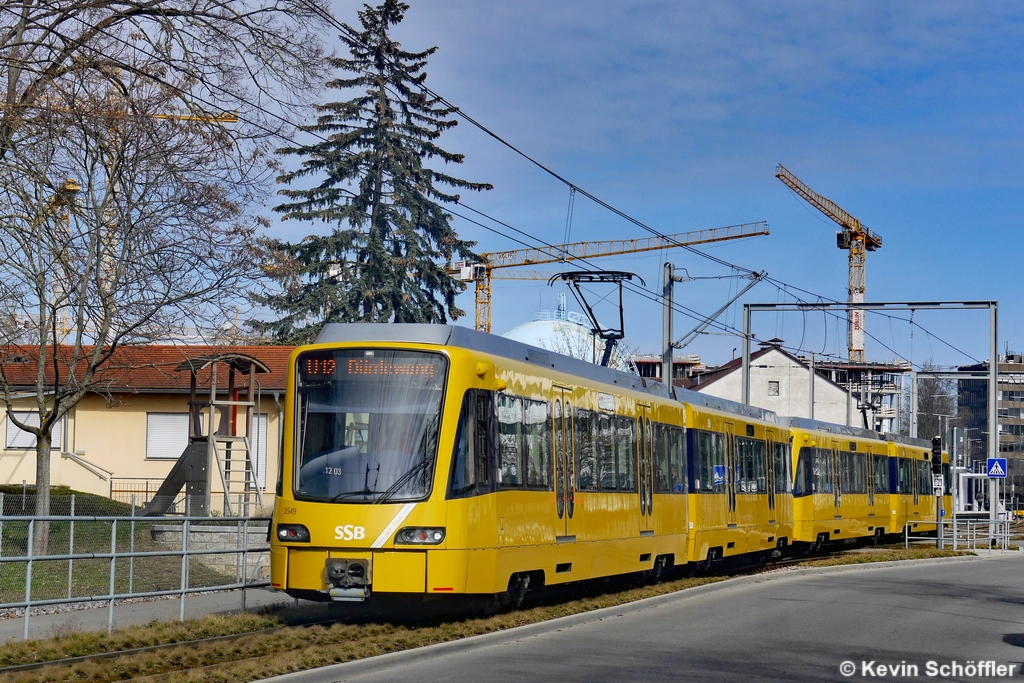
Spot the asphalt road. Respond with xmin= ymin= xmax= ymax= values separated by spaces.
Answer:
xmin=267 ymin=552 xmax=1024 ymax=683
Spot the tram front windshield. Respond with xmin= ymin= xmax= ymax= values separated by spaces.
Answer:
xmin=294 ymin=349 xmax=447 ymax=503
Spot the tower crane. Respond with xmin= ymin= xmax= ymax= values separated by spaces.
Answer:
xmin=450 ymin=222 xmax=769 ymax=333
xmin=775 ymin=165 xmax=881 ymax=363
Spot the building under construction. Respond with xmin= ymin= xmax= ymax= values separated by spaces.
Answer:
xmin=679 ymin=339 xmax=909 ymax=432
xmin=808 ymin=358 xmax=910 ymax=432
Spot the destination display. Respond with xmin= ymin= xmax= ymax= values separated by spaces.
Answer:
xmin=298 ymin=350 xmax=443 ymax=381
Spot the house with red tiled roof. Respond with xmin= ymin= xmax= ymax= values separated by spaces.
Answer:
xmin=689 ymin=340 xmax=859 ymax=426
xmin=1 ymin=344 xmax=294 ymax=506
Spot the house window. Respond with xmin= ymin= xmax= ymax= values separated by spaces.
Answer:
xmin=146 ymin=413 xmax=190 ymax=460
xmin=4 ymin=412 xmax=63 ymax=450
xmin=768 ymin=381 xmax=780 ymax=397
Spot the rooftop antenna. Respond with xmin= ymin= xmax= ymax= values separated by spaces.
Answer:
xmin=548 ymin=270 xmax=644 ymax=367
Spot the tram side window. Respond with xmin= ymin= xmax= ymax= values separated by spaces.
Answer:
xmin=840 ymin=452 xmax=867 ymax=494
xmin=616 ymin=416 xmax=636 ymax=491
xmin=576 ymin=409 xmax=598 ymax=491
xmin=654 ymin=423 xmax=670 ymax=491
xmin=793 ymin=446 xmax=814 ymax=498
xmin=895 ymin=458 xmax=913 ymax=494
xmin=523 ymin=399 xmax=552 ymax=489
xmin=874 ymin=455 xmax=889 ymax=494
xmin=449 ymin=390 xmax=495 ymax=498
xmin=755 ymin=441 xmax=767 ymax=492
xmin=654 ymin=423 xmax=686 ymax=493
xmin=917 ymin=460 xmax=930 ymax=496
xmin=689 ymin=429 xmax=724 ymax=493
xmin=598 ymin=414 xmax=616 ymax=489
xmin=773 ymin=442 xmax=792 ymax=494
xmin=813 ymin=448 xmax=833 ymax=493
xmin=888 ymin=456 xmax=898 ymax=494
xmin=497 ymin=394 xmax=523 ymax=488
xmin=737 ymin=437 xmax=754 ymax=493
xmin=942 ymin=463 xmax=951 ymax=494
xmin=839 ymin=452 xmax=852 ymax=494
xmin=854 ymin=453 xmax=867 ymax=493
xmin=736 ymin=436 xmax=766 ymax=493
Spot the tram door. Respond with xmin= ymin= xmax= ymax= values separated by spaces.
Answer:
xmin=552 ymin=386 xmax=578 ymax=540
xmin=637 ymin=406 xmax=654 ymax=533
xmin=723 ymin=422 xmax=737 ymax=526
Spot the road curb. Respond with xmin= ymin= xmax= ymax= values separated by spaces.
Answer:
xmin=259 ymin=553 xmax=993 ymax=683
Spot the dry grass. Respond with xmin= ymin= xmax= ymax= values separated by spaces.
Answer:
xmin=1 ymin=546 xmax=975 ymax=683
xmin=4 ymin=575 xmax=722 ymax=682
xmin=799 ymin=545 xmax=971 ymax=568
xmin=0 ymin=613 xmax=278 ymax=668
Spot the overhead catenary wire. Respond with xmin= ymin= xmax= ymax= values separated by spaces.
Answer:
xmin=313 ymin=4 xmax=986 ymax=366
xmin=25 ymin=3 xmax=982 ymax=368
xmin=42 ymin=8 xmax=970 ymax=371
xmin=49 ymin=2 xmax=963 ymax=363
xmin=0 ymin=26 xmax=753 ymax=360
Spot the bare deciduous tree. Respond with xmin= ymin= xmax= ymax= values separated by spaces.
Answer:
xmin=902 ymin=360 xmax=959 ymax=441
xmin=534 ymin=319 xmax=640 ymax=375
xmin=0 ymin=1 xmax=330 ymax=548
xmin=0 ymin=1 xmax=327 ymax=159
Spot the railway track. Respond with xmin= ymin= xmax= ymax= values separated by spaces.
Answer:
xmin=0 ymin=626 xmax=288 ymax=674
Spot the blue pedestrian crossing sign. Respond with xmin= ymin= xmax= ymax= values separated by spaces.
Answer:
xmin=987 ymin=458 xmax=1007 ymax=478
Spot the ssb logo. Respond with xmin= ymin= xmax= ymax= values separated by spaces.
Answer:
xmin=334 ymin=525 xmax=366 ymax=541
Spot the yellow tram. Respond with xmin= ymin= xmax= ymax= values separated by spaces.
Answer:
xmin=271 ymin=323 xmax=693 ymax=602
xmin=269 ymin=323 xmax=948 ymax=605
xmin=885 ymin=433 xmax=952 ymax=537
xmin=786 ymin=418 xmax=892 ymax=551
xmin=683 ymin=397 xmax=792 ymax=569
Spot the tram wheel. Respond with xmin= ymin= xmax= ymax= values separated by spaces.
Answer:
xmin=810 ymin=533 xmax=827 ymax=555
xmin=701 ymin=548 xmax=718 ymax=574
xmin=500 ymin=573 xmax=531 ymax=610
xmin=650 ymin=556 xmax=668 ymax=584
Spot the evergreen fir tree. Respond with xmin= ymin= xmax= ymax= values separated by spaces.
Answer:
xmin=250 ymin=0 xmax=490 ymax=343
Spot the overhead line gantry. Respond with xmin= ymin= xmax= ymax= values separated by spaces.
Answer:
xmin=451 ymin=222 xmax=770 ymax=333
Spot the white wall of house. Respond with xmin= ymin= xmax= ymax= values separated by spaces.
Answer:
xmin=696 ymin=348 xmax=862 ymax=426
xmin=1 ymin=391 xmax=282 ymax=502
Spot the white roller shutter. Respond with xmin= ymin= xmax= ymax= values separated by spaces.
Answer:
xmin=252 ymin=414 xmax=268 ymax=489
xmin=4 ymin=412 xmax=62 ymax=450
xmin=146 ymin=413 xmax=190 ymax=460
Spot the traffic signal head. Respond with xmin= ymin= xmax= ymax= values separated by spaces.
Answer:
xmin=931 ymin=436 xmax=942 ymax=475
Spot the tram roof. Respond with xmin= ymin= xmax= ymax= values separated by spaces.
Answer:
xmin=315 ymin=323 xmax=778 ymax=423
xmin=778 ymin=416 xmax=884 ymax=441
xmin=883 ymin=432 xmax=934 ymax=449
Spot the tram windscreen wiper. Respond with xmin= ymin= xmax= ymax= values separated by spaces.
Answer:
xmin=375 ymin=458 xmax=430 ymax=505
xmin=329 ymin=489 xmax=384 ymax=503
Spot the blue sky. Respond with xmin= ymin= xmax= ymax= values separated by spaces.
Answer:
xmin=273 ymin=1 xmax=1024 ymax=368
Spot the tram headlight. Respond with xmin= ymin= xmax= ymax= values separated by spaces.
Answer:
xmin=276 ymin=524 xmax=311 ymax=543
xmin=394 ymin=527 xmax=445 ymax=545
